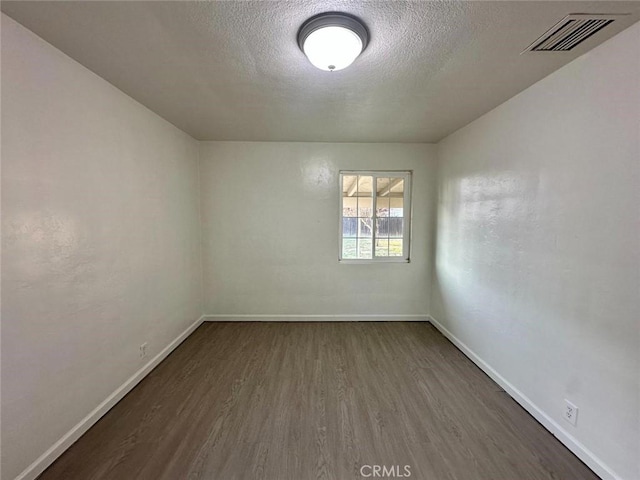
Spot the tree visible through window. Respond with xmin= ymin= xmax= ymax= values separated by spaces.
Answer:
xmin=339 ymin=171 xmax=411 ymax=262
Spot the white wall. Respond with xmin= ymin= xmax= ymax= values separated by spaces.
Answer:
xmin=199 ymin=142 xmax=436 ymax=318
xmin=432 ymin=22 xmax=639 ymax=480
xmin=1 ymin=14 xmax=203 ymax=480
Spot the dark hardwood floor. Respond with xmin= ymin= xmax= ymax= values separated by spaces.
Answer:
xmin=37 ymin=322 xmax=599 ymax=480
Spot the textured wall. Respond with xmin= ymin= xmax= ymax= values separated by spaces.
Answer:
xmin=1 ymin=14 xmax=202 ymax=480
xmin=199 ymin=141 xmax=437 ymax=317
xmin=432 ymin=23 xmax=639 ymax=480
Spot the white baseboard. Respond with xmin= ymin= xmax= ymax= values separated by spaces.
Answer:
xmin=14 ymin=315 xmax=205 ymax=480
xmin=427 ymin=315 xmax=620 ymax=480
xmin=203 ymin=314 xmax=429 ymax=322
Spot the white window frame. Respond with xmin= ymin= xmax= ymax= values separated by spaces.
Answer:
xmin=339 ymin=170 xmax=412 ymax=263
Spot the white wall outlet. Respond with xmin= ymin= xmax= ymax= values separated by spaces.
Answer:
xmin=140 ymin=342 xmax=148 ymax=358
xmin=564 ymin=399 xmax=578 ymax=426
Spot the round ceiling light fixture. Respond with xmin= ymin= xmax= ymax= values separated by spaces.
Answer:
xmin=297 ymin=12 xmax=369 ymax=72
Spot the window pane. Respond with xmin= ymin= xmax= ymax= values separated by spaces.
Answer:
xmin=376 ymin=177 xmax=389 ymax=191
xmin=390 ymin=196 xmax=404 ymax=218
xmin=357 ymin=218 xmax=373 ymax=237
xmin=376 ymin=177 xmax=389 ymax=193
xmin=375 ymin=217 xmax=389 ymax=237
xmin=342 ymin=175 xmax=357 ymax=196
xmin=389 ymin=239 xmax=403 ymax=257
xmin=388 ymin=218 xmax=403 ymax=237
xmin=375 ymin=239 xmax=389 ymax=257
xmin=358 ymin=196 xmax=372 ymax=217
xmin=342 ymin=238 xmax=357 ymax=259
xmin=342 ymin=196 xmax=357 ymax=217
xmin=357 ymin=176 xmax=373 ymax=195
xmin=389 ymin=178 xmax=404 ymax=194
xmin=357 ymin=238 xmax=372 ymax=259
xmin=342 ymin=217 xmax=357 ymax=237
xmin=376 ymin=197 xmax=390 ymax=217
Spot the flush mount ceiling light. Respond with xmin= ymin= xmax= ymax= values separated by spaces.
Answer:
xmin=297 ymin=12 xmax=369 ymax=71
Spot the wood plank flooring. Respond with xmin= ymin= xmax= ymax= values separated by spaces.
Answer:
xmin=37 ymin=322 xmax=599 ymax=480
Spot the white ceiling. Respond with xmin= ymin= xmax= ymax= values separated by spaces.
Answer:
xmin=2 ymin=1 xmax=639 ymax=143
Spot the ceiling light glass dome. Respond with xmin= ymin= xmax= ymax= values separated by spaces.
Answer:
xmin=297 ymin=13 xmax=369 ymax=72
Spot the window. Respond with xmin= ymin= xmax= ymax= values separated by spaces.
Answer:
xmin=339 ymin=171 xmax=411 ymax=262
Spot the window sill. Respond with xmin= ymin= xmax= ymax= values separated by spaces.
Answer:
xmin=338 ymin=258 xmax=410 ymax=264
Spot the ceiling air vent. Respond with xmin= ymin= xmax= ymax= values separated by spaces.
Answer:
xmin=523 ymin=14 xmax=626 ymax=52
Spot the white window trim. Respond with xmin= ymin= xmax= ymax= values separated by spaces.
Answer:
xmin=338 ymin=170 xmax=412 ymax=263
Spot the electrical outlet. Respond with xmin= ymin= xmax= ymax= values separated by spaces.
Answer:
xmin=564 ymin=400 xmax=578 ymax=426
xmin=140 ymin=342 xmax=148 ymax=358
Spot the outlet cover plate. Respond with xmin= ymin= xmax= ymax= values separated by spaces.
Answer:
xmin=564 ymin=399 xmax=578 ymax=426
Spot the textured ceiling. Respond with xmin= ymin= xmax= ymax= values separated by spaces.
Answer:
xmin=2 ymin=1 xmax=639 ymax=142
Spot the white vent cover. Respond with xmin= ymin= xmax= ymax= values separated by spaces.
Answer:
xmin=523 ymin=14 xmax=627 ymax=52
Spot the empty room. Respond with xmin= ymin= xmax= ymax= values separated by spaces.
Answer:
xmin=1 ymin=1 xmax=638 ymax=480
